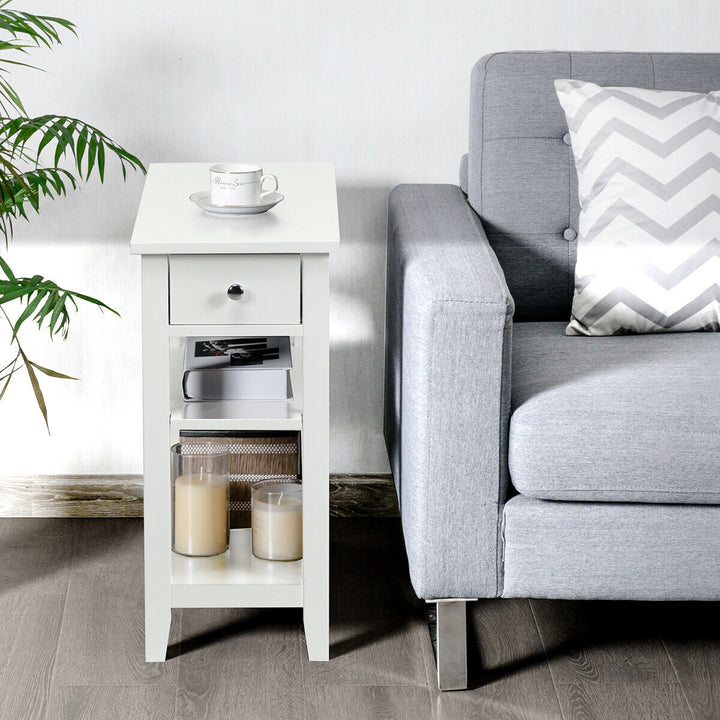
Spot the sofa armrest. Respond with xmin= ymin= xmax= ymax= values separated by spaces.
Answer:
xmin=384 ymin=184 xmax=514 ymax=600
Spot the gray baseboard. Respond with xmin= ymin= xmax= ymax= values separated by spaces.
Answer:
xmin=0 ymin=474 xmax=397 ymax=518
xmin=0 ymin=475 xmax=144 ymax=518
xmin=330 ymin=474 xmax=398 ymax=517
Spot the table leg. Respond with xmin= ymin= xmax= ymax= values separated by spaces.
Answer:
xmin=141 ymin=256 xmax=172 ymax=662
xmin=301 ymin=254 xmax=330 ymax=661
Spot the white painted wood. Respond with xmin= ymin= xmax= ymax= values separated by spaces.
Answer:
xmin=169 ymin=254 xmax=301 ymax=325
xmin=137 ymin=162 xmax=334 ymax=663
xmin=290 ymin=336 xmax=304 ymax=416
xmin=140 ymin=255 xmax=172 ymax=662
xmin=168 ymin=337 xmax=185 ymax=413
xmin=301 ymin=254 xmax=330 ymax=662
xmin=170 ymin=402 xmax=302 ymax=432
xmin=130 ymin=163 xmax=340 ymax=255
xmin=171 ymin=529 xmax=302 ymax=608
xmin=168 ymin=324 xmax=303 ymax=338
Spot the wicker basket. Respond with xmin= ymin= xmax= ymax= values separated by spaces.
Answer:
xmin=178 ymin=431 xmax=299 ymax=528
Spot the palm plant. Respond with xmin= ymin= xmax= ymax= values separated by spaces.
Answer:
xmin=0 ymin=2 xmax=145 ymax=429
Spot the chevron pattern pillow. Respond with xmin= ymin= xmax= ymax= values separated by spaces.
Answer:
xmin=555 ymin=79 xmax=720 ymax=335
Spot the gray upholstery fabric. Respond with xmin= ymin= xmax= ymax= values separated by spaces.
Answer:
xmin=385 ymin=184 xmax=514 ymax=599
xmin=468 ymin=51 xmax=720 ymax=321
xmin=503 ymin=495 xmax=720 ymax=600
xmin=459 ymin=153 xmax=468 ymax=195
xmin=509 ymin=322 xmax=720 ymax=503
xmin=385 ymin=53 xmax=720 ymax=605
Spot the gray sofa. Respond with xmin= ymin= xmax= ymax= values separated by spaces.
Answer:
xmin=384 ymin=51 xmax=720 ymax=690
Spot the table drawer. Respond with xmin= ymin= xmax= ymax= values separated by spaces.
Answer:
xmin=169 ymin=254 xmax=300 ymax=325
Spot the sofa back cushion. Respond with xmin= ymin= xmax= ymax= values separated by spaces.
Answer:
xmin=469 ymin=52 xmax=720 ymax=321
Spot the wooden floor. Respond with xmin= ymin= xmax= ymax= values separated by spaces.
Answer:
xmin=1 ymin=516 xmax=718 ymax=720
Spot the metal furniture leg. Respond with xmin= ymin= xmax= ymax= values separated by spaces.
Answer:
xmin=435 ymin=599 xmax=469 ymax=690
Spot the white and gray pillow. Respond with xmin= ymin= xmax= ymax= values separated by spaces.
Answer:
xmin=555 ymin=79 xmax=720 ymax=335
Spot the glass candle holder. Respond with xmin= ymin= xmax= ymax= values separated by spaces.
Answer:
xmin=171 ymin=443 xmax=229 ymax=557
xmin=251 ymin=481 xmax=302 ymax=561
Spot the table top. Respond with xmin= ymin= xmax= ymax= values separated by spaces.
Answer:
xmin=130 ymin=162 xmax=340 ymax=255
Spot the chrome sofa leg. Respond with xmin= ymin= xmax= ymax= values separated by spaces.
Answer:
xmin=435 ymin=599 xmax=469 ymax=690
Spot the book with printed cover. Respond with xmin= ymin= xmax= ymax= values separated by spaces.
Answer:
xmin=182 ymin=337 xmax=292 ymax=401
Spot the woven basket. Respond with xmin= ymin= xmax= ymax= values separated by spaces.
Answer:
xmin=178 ymin=431 xmax=299 ymax=528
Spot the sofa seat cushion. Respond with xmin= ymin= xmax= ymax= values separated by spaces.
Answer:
xmin=509 ymin=321 xmax=720 ymax=503
xmin=502 ymin=495 xmax=720 ymax=600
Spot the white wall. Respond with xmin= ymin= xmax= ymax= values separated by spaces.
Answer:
xmin=1 ymin=0 xmax=718 ymax=475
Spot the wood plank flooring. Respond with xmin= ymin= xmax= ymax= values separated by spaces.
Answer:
xmin=1 ymin=516 xmax=718 ymax=720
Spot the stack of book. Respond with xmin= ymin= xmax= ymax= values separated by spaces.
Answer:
xmin=183 ymin=337 xmax=292 ymax=401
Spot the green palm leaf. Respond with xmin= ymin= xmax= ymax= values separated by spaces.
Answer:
xmin=0 ymin=116 xmax=145 ymax=238
xmin=0 ymin=5 xmax=76 ymax=114
xmin=0 ymin=261 xmax=119 ymax=340
xmin=0 ymin=1 xmax=143 ymax=430
xmin=0 ymin=114 xmax=145 ymax=175
xmin=0 ymin=3 xmax=76 ymax=47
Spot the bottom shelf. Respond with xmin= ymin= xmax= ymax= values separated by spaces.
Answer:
xmin=171 ymin=528 xmax=303 ymax=608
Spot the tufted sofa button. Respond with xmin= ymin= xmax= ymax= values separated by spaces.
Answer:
xmin=562 ymin=132 xmax=571 ymax=145
xmin=563 ymin=227 xmax=577 ymax=242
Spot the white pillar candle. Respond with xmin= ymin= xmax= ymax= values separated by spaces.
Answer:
xmin=252 ymin=482 xmax=302 ymax=561
xmin=173 ymin=473 xmax=228 ymax=557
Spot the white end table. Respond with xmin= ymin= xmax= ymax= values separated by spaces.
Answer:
xmin=130 ymin=162 xmax=339 ymax=662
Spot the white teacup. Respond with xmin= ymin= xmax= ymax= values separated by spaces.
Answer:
xmin=209 ymin=163 xmax=279 ymax=206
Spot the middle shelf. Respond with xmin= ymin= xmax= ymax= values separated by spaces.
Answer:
xmin=170 ymin=401 xmax=302 ymax=431
xmin=169 ymin=333 xmax=304 ymax=432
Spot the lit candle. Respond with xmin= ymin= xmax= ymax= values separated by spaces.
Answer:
xmin=252 ymin=482 xmax=302 ymax=561
xmin=173 ymin=473 xmax=228 ymax=556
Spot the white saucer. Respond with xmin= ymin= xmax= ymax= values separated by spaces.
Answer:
xmin=189 ymin=191 xmax=284 ymax=216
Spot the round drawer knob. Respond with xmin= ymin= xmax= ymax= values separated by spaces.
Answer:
xmin=227 ymin=283 xmax=245 ymax=301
